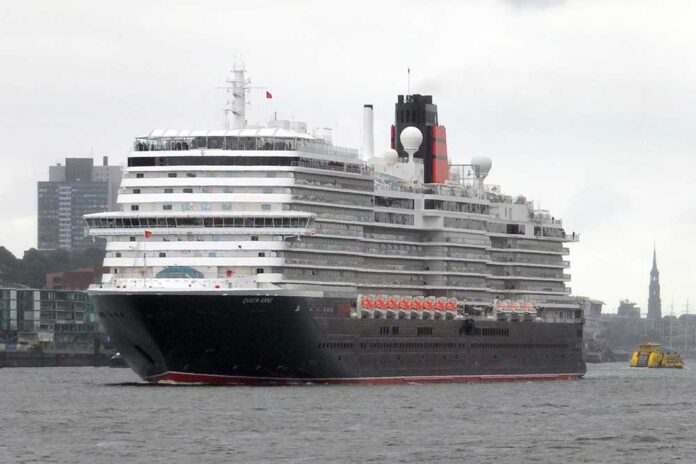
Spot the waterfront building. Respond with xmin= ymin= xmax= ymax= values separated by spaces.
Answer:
xmin=0 ymin=288 xmax=99 ymax=351
xmin=38 ymin=156 xmax=122 ymax=250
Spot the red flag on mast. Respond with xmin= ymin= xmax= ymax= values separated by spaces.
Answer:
xmin=266 ymin=91 xmax=272 ymax=99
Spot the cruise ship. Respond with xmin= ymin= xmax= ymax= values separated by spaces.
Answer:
xmin=86 ymin=67 xmax=585 ymax=384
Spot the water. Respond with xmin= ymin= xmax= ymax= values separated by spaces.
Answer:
xmin=1 ymin=363 xmax=694 ymax=464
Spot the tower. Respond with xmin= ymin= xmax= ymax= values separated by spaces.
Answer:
xmin=647 ymin=246 xmax=662 ymax=319
xmin=391 ymin=94 xmax=448 ymax=184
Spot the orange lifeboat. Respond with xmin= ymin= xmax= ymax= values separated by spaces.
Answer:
xmin=446 ymin=298 xmax=458 ymax=311
xmin=410 ymin=297 xmax=423 ymax=310
xmin=399 ymin=296 xmax=411 ymax=310
xmin=374 ymin=295 xmax=386 ymax=310
xmin=387 ymin=296 xmax=398 ymax=309
xmin=360 ymin=295 xmax=374 ymax=309
xmin=434 ymin=298 xmax=447 ymax=310
xmin=422 ymin=297 xmax=435 ymax=310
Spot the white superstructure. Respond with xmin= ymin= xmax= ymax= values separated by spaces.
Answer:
xmin=85 ymin=68 xmax=579 ymax=318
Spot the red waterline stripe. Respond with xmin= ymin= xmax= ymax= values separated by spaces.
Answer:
xmin=146 ymin=371 xmax=584 ymax=385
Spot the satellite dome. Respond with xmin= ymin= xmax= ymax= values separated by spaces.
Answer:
xmin=383 ymin=148 xmax=399 ymax=165
xmin=471 ymin=155 xmax=492 ymax=180
xmin=400 ymin=126 xmax=423 ymax=153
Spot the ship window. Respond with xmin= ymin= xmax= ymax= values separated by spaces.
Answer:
xmin=159 ymin=252 xmax=166 ymax=258
xmin=131 ymin=205 xmax=139 ymax=211
xmin=115 ymin=252 xmax=121 ymax=258
xmin=163 ymin=204 xmax=172 ymax=210
xmin=256 ymin=268 xmax=264 ymax=274
xmin=136 ymin=173 xmax=144 ymax=178
xmin=183 ymin=188 xmax=193 ymax=193
xmin=186 ymin=173 xmax=196 ymax=178
xmin=164 ymin=188 xmax=174 ymax=193
xmin=168 ymin=173 xmax=177 ymax=178
xmin=209 ymin=252 xmax=216 ymax=257
xmin=222 ymin=203 xmax=232 ymax=210
xmin=261 ymin=204 xmax=271 ymax=211
xmin=251 ymin=236 xmax=259 ymax=241
xmin=133 ymin=189 xmax=141 ymax=194
xmin=130 ymin=236 xmax=135 ymax=242
xmin=258 ymin=252 xmax=265 ymax=257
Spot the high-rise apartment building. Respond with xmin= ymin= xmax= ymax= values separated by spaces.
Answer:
xmin=37 ymin=156 xmax=122 ymax=250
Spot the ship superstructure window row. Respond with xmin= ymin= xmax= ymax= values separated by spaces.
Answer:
xmin=425 ymin=199 xmax=489 ymax=215
xmin=85 ymin=216 xmax=311 ymax=229
xmin=128 ymin=155 xmax=366 ymax=175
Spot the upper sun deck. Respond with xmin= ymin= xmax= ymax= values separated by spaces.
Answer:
xmin=133 ymin=128 xmax=359 ymax=161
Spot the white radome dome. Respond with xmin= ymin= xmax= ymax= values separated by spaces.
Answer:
xmin=471 ymin=155 xmax=492 ymax=179
xmin=400 ymin=126 xmax=423 ymax=153
xmin=383 ymin=148 xmax=399 ymax=165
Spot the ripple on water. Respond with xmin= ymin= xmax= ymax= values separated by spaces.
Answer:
xmin=1 ymin=363 xmax=696 ymax=463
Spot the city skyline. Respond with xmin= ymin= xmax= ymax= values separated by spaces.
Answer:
xmin=0 ymin=0 xmax=694 ymax=314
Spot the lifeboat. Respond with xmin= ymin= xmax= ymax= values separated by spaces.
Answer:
xmin=410 ymin=297 xmax=423 ymax=310
xmin=359 ymin=295 xmax=374 ymax=319
xmin=422 ymin=297 xmax=436 ymax=319
xmin=398 ymin=296 xmax=411 ymax=318
xmin=410 ymin=296 xmax=423 ymax=319
xmin=434 ymin=297 xmax=447 ymax=319
xmin=445 ymin=298 xmax=458 ymax=319
xmin=386 ymin=295 xmax=399 ymax=318
xmin=373 ymin=295 xmax=387 ymax=318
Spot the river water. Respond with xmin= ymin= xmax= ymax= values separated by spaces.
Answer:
xmin=1 ymin=363 xmax=694 ymax=463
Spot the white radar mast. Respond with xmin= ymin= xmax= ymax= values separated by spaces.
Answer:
xmin=223 ymin=61 xmax=250 ymax=129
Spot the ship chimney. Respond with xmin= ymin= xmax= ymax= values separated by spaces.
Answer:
xmin=362 ymin=104 xmax=374 ymax=161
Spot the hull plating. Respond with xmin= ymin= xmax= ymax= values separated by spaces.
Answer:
xmin=93 ymin=293 xmax=586 ymax=384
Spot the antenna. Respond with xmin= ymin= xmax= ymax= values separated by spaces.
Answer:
xmin=407 ymin=67 xmax=411 ymax=95
xmin=684 ymin=299 xmax=689 ymax=352
xmin=669 ymin=297 xmax=674 ymax=348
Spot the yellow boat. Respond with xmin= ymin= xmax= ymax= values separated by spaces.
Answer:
xmin=629 ymin=341 xmax=684 ymax=368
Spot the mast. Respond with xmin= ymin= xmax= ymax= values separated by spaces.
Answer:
xmin=669 ymin=298 xmax=674 ymax=348
xmin=223 ymin=62 xmax=249 ymax=129
xmin=685 ymin=299 xmax=690 ymax=352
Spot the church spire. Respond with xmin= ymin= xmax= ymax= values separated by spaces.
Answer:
xmin=648 ymin=244 xmax=662 ymax=319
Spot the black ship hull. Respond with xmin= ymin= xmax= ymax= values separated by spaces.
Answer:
xmin=93 ymin=293 xmax=586 ymax=384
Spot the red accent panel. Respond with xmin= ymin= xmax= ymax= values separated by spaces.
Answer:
xmin=390 ymin=125 xmax=395 ymax=149
xmin=431 ymin=125 xmax=448 ymax=183
xmin=147 ymin=371 xmax=584 ymax=385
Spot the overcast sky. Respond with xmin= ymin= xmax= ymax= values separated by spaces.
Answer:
xmin=1 ymin=0 xmax=694 ymax=314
